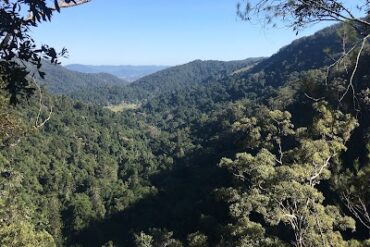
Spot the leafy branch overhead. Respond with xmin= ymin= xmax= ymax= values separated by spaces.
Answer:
xmin=0 ymin=0 xmax=91 ymax=104
xmin=237 ymin=0 xmax=370 ymax=32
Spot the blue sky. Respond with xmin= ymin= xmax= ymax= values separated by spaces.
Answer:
xmin=31 ymin=0 xmax=336 ymax=66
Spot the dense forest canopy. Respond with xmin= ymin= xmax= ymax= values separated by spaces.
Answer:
xmin=0 ymin=1 xmax=370 ymax=247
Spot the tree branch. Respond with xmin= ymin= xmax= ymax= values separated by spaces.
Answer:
xmin=342 ymin=192 xmax=370 ymax=230
xmin=32 ymin=78 xmax=53 ymax=129
xmin=56 ymin=0 xmax=92 ymax=9
xmin=309 ymin=155 xmax=332 ymax=186
xmin=339 ymin=33 xmax=370 ymax=103
xmin=27 ymin=0 xmax=92 ymax=21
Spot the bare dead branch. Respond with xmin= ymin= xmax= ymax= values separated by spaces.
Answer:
xmin=304 ymin=93 xmax=325 ymax=102
xmin=32 ymin=78 xmax=53 ymax=129
xmin=342 ymin=192 xmax=370 ymax=230
xmin=309 ymin=155 xmax=332 ymax=186
xmin=275 ymin=139 xmax=283 ymax=165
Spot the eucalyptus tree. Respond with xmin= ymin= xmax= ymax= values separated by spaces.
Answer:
xmin=219 ymin=103 xmax=360 ymax=246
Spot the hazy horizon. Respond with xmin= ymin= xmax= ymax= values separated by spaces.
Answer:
xmin=64 ymin=63 xmax=171 ymax=67
xmin=63 ymin=57 xmax=264 ymax=67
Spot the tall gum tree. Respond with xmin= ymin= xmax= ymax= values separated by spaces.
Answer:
xmin=218 ymin=103 xmax=360 ymax=246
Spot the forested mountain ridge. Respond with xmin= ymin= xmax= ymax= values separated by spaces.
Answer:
xmin=65 ymin=64 xmax=169 ymax=82
xmin=137 ymin=25 xmax=347 ymax=119
xmin=1 ymin=18 xmax=370 ymax=247
xmin=129 ymin=58 xmax=264 ymax=93
xmin=124 ymin=23 xmax=344 ymax=105
xmin=40 ymin=24 xmax=343 ymax=101
xmin=67 ymin=25 xmax=345 ymax=106
xmin=69 ymin=58 xmax=263 ymax=105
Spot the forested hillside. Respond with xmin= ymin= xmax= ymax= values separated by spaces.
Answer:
xmin=34 ymin=62 xmax=129 ymax=94
xmin=1 ymin=6 xmax=370 ymax=247
xmin=129 ymin=58 xmax=263 ymax=95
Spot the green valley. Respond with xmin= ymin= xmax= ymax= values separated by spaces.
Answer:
xmin=0 ymin=1 xmax=369 ymax=247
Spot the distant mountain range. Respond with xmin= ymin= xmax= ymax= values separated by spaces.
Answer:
xmin=64 ymin=64 xmax=169 ymax=82
xmin=37 ymin=58 xmax=262 ymax=105
xmin=68 ymin=58 xmax=264 ymax=105
xmin=39 ymin=24 xmax=343 ymax=106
